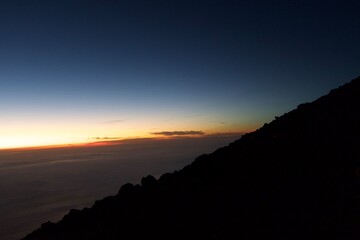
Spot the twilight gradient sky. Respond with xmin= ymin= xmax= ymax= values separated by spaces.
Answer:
xmin=0 ymin=0 xmax=360 ymax=148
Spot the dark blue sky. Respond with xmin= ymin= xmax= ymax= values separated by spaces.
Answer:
xmin=1 ymin=0 xmax=360 ymax=147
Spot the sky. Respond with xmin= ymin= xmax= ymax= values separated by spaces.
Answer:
xmin=0 ymin=0 xmax=360 ymax=148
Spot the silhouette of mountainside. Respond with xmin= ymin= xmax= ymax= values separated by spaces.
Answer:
xmin=24 ymin=77 xmax=360 ymax=240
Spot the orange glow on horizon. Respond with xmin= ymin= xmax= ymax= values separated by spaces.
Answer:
xmin=0 ymin=104 xmax=263 ymax=151
xmin=0 ymin=116 xmax=257 ymax=150
xmin=0 ymin=130 xmax=250 ymax=151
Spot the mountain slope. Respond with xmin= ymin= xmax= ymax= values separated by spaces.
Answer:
xmin=24 ymin=77 xmax=360 ymax=240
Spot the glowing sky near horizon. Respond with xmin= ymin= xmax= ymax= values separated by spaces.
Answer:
xmin=0 ymin=0 xmax=359 ymax=149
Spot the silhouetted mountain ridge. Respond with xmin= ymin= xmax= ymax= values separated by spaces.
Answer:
xmin=24 ymin=77 xmax=360 ymax=239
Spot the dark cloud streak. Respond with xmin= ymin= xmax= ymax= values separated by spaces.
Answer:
xmin=150 ymin=131 xmax=204 ymax=136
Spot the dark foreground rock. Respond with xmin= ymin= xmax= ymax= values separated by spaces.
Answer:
xmin=24 ymin=77 xmax=360 ymax=239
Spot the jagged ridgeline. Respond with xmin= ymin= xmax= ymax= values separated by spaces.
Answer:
xmin=24 ymin=77 xmax=360 ymax=240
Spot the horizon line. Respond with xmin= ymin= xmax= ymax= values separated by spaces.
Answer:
xmin=0 ymin=132 xmax=246 ymax=152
